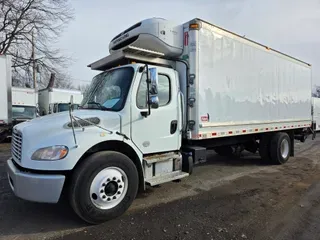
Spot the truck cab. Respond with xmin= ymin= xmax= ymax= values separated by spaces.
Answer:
xmin=81 ymin=63 xmax=182 ymax=154
xmin=6 ymin=18 xmax=188 ymax=224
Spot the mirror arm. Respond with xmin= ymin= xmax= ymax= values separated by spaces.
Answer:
xmin=145 ymin=64 xmax=151 ymax=116
xmin=139 ymin=64 xmax=159 ymax=117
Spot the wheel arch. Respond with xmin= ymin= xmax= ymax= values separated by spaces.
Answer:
xmin=74 ymin=140 xmax=145 ymax=192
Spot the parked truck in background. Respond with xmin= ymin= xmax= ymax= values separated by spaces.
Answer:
xmin=0 ymin=55 xmax=12 ymax=142
xmin=38 ymin=87 xmax=83 ymax=116
xmin=313 ymin=97 xmax=320 ymax=131
xmin=0 ymin=55 xmax=38 ymax=142
xmin=11 ymin=87 xmax=38 ymax=126
xmin=6 ymin=18 xmax=315 ymax=224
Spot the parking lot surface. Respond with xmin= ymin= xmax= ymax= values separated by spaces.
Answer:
xmin=1 ymin=138 xmax=320 ymax=240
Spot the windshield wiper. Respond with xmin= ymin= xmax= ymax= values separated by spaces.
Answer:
xmin=81 ymin=101 xmax=111 ymax=111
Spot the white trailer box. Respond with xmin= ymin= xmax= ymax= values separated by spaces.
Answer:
xmin=38 ymin=88 xmax=83 ymax=115
xmin=95 ymin=18 xmax=313 ymax=139
xmin=313 ymin=97 xmax=320 ymax=131
xmin=183 ymin=20 xmax=312 ymax=139
xmin=0 ymin=55 xmax=12 ymax=126
xmin=12 ymin=87 xmax=38 ymax=106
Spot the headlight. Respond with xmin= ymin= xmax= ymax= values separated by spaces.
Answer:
xmin=31 ymin=145 xmax=69 ymax=160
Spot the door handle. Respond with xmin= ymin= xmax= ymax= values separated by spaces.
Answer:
xmin=170 ymin=120 xmax=178 ymax=134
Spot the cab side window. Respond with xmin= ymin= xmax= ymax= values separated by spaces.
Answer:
xmin=136 ymin=73 xmax=170 ymax=109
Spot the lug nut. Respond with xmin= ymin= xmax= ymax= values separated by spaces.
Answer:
xmin=107 ymin=198 xmax=111 ymax=201
xmin=117 ymin=180 xmax=121 ymax=183
xmin=117 ymin=191 xmax=121 ymax=195
xmin=113 ymin=177 xmax=116 ymax=180
xmin=113 ymin=196 xmax=116 ymax=199
xmin=119 ymin=185 xmax=122 ymax=188
xmin=107 ymin=178 xmax=110 ymax=182
xmin=102 ymin=183 xmax=106 ymax=187
xmin=100 ymin=190 xmax=104 ymax=193
xmin=102 ymin=195 xmax=106 ymax=199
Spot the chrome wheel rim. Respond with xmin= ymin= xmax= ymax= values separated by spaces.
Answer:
xmin=280 ymin=138 xmax=290 ymax=159
xmin=90 ymin=167 xmax=128 ymax=210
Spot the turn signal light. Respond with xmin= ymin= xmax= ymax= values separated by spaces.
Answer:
xmin=189 ymin=23 xmax=200 ymax=30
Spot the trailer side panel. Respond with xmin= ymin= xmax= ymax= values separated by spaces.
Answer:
xmin=0 ymin=55 xmax=12 ymax=124
xmin=190 ymin=21 xmax=312 ymax=139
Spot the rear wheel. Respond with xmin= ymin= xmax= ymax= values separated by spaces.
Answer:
xmin=69 ymin=151 xmax=139 ymax=224
xmin=270 ymin=132 xmax=291 ymax=164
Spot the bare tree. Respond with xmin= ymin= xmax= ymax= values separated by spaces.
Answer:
xmin=78 ymin=83 xmax=90 ymax=98
xmin=313 ymin=85 xmax=320 ymax=98
xmin=0 ymin=0 xmax=74 ymax=89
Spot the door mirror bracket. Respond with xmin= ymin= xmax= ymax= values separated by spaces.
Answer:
xmin=139 ymin=65 xmax=159 ymax=117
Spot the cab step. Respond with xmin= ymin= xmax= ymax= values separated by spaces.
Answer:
xmin=144 ymin=152 xmax=181 ymax=164
xmin=146 ymin=171 xmax=189 ymax=186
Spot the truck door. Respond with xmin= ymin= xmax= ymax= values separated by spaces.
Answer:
xmin=131 ymin=66 xmax=181 ymax=154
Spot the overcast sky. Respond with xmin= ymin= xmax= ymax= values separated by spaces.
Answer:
xmin=58 ymin=0 xmax=320 ymax=87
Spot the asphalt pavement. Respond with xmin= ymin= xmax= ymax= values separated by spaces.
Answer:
xmin=0 ymin=138 xmax=320 ymax=240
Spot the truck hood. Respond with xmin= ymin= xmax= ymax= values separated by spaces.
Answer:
xmin=11 ymin=110 xmax=127 ymax=170
xmin=14 ymin=110 xmax=121 ymax=135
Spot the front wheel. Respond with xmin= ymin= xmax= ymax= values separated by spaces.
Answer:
xmin=69 ymin=151 xmax=139 ymax=224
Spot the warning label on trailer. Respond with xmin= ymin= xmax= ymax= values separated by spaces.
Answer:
xmin=184 ymin=32 xmax=188 ymax=46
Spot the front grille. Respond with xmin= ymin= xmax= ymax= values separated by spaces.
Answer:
xmin=11 ymin=129 xmax=22 ymax=162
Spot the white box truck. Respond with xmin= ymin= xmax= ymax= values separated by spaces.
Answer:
xmin=313 ymin=97 xmax=320 ymax=131
xmin=0 ymin=55 xmax=37 ymax=142
xmin=11 ymin=87 xmax=38 ymax=125
xmin=0 ymin=55 xmax=12 ymax=142
xmin=38 ymin=88 xmax=83 ymax=115
xmin=6 ymin=18 xmax=316 ymax=224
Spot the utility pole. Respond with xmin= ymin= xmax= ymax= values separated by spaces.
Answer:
xmin=32 ymin=31 xmax=36 ymax=89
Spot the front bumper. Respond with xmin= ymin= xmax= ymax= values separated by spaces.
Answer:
xmin=6 ymin=158 xmax=66 ymax=203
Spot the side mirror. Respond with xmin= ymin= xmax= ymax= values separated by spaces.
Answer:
xmin=148 ymin=67 xmax=159 ymax=109
xmin=150 ymin=95 xmax=159 ymax=109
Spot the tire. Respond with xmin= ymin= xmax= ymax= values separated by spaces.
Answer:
xmin=0 ymin=131 xmax=8 ymax=143
xmin=259 ymin=134 xmax=272 ymax=163
xmin=269 ymin=132 xmax=291 ymax=165
xmin=214 ymin=146 xmax=233 ymax=156
xmin=69 ymin=151 xmax=139 ymax=224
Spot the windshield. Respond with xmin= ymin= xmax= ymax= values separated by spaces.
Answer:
xmin=58 ymin=103 xmax=70 ymax=112
xmin=12 ymin=105 xmax=36 ymax=119
xmin=72 ymin=104 xmax=80 ymax=110
xmin=81 ymin=67 xmax=134 ymax=111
